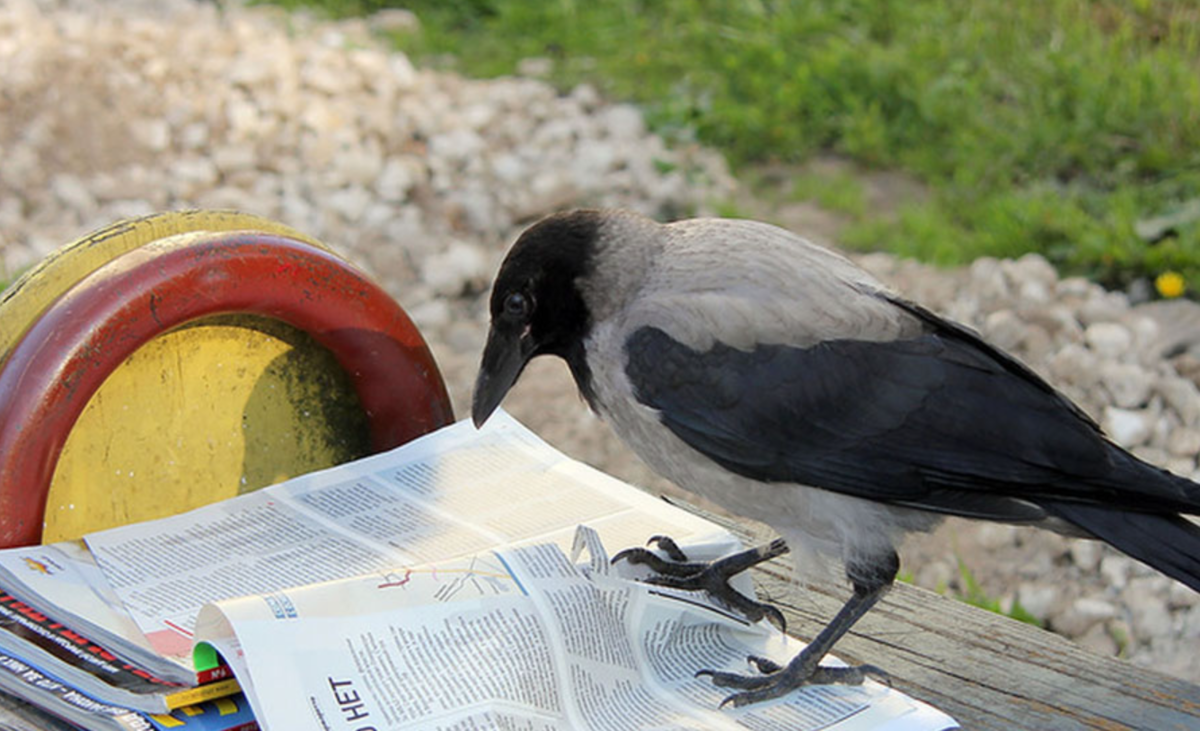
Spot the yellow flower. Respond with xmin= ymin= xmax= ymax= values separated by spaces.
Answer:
xmin=1156 ymin=271 xmax=1187 ymax=299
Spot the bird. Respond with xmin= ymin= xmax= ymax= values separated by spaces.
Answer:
xmin=471 ymin=208 xmax=1200 ymax=707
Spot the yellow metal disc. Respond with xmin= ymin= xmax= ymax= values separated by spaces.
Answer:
xmin=0 ymin=212 xmax=374 ymax=542
xmin=0 ymin=210 xmax=330 ymax=361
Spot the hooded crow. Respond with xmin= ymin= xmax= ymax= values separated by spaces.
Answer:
xmin=472 ymin=209 xmax=1200 ymax=706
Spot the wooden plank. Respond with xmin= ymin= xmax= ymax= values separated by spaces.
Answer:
xmin=664 ymin=496 xmax=1200 ymax=729
xmin=751 ymin=559 xmax=1200 ymax=730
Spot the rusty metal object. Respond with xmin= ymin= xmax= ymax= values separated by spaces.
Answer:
xmin=0 ymin=225 xmax=452 ymax=547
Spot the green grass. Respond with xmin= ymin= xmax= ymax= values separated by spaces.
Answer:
xmin=951 ymin=558 xmax=1043 ymax=627
xmin=897 ymin=559 xmax=1043 ymax=627
xmin=267 ymin=0 xmax=1200 ymax=292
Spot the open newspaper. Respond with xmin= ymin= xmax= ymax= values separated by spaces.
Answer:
xmin=79 ymin=411 xmax=957 ymax=731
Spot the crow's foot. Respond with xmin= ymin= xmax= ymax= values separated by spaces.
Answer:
xmin=612 ymin=537 xmax=789 ymax=631
xmin=698 ymin=650 xmax=889 ymax=707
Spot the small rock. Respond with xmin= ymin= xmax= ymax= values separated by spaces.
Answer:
xmin=130 ymin=118 xmax=171 ymax=152
xmin=982 ymin=309 xmax=1025 ymax=352
xmin=1100 ymin=362 xmax=1152 ymax=408
xmin=1157 ymin=377 xmax=1200 ymax=425
xmin=1167 ymin=457 xmax=1196 ymax=477
xmin=1100 ymin=555 xmax=1133 ymax=590
xmin=1069 ymin=541 xmax=1103 ymax=573
xmin=1048 ymin=343 xmax=1099 ymax=388
xmin=1103 ymin=406 xmax=1153 ymax=447
xmin=179 ymin=121 xmax=210 ymax=150
xmin=326 ymin=185 xmax=373 ymax=221
xmin=602 ymin=104 xmax=646 ymax=140
xmin=1054 ymin=596 xmax=1118 ymax=637
xmin=375 ymin=158 xmax=422 ymax=202
xmin=420 ymin=241 xmax=489 ymax=297
xmin=1169 ymin=580 xmax=1200 ymax=609
xmin=51 ymin=174 xmax=96 ymax=213
xmin=1056 ymin=276 xmax=1095 ymax=299
xmin=974 ymin=523 xmax=1018 ymax=550
xmin=1017 ymin=582 xmax=1060 ymax=621
xmin=1127 ymin=591 xmax=1174 ymax=640
xmin=212 ymin=143 xmax=258 ymax=174
xmin=1076 ymin=622 xmax=1120 ymax=656
xmin=1085 ymin=322 xmax=1133 ymax=359
xmin=1079 ymin=292 xmax=1131 ymax=326
xmin=1167 ymin=428 xmax=1200 ymax=457
xmin=1133 ymin=446 xmax=1169 ymax=468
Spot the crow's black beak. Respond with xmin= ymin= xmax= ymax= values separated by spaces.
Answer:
xmin=472 ymin=326 xmax=534 ymax=428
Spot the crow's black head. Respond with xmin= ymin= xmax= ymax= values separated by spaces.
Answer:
xmin=472 ymin=210 xmax=602 ymax=426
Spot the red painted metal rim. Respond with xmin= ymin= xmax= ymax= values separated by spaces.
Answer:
xmin=0 ymin=232 xmax=454 ymax=547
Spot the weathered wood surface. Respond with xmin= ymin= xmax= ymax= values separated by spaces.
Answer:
xmin=662 ymin=497 xmax=1200 ymax=730
xmin=751 ymin=558 xmax=1200 ymax=730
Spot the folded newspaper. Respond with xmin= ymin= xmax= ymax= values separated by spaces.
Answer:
xmin=3 ymin=411 xmax=957 ymax=730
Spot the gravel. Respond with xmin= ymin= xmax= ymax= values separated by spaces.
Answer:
xmin=4 ymin=0 xmax=1200 ymax=685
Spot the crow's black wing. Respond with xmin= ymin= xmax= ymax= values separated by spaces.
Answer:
xmin=624 ymin=315 xmax=1195 ymax=520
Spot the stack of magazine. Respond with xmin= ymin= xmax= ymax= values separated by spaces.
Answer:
xmin=0 ymin=412 xmax=958 ymax=731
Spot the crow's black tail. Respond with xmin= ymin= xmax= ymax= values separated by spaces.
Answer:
xmin=1045 ymin=503 xmax=1200 ymax=593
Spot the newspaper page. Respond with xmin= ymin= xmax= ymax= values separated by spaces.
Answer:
xmin=84 ymin=412 xmax=735 ymax=659
xmin=193 ymin=528 xmax=956 ymax=731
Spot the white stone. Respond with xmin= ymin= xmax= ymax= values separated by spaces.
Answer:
xmin=1100 ymin=362 xmax=1152 ymax=408
xmin=428 ymin=129 xmax=486 ymax=164
xmin=1167 ymin=457 xmax=1196 ymax=477
xmin=1069 ymin=541 xmax=1103 ymax=573
xmin=1085 ymin=322 xmax=1133 ymax=359
xmin=1158 ymin=377 xmax=1200 ymax=425
xmin=375 ymin=158 xmax=420 ymax=202
xmin=169 ymin=156 xmax=220 ymax=198
xmin=1011 ymin=252 xmax=1059 ymax=287
xmin=302 ymin=57 xmax=352 ymax=95
xmin=130 ymin=118 xmax=171 ymax=152
xmin=326 ymin=185 xmax=373 ymax=222
xmin=1048 ymin=343 xmax=1098 ymax=387
xmin=51 ymin=174 xmax=96 ymax=213
xmin=1076 ymin=622 xmax=1119 ymax=656
xmin=1079 ymin=291 xmax=1131 ymax=325
xmin=1128 ymin=590 xmax=1174 ymax=640
xmin=1054 ymin=596 xmax=1118 ymax=637
xmin=601 ymin=104 xmax=646 ymax=140
xmin=1016 ymin=582 xmax=1059 ymax=620
xmin=213 ymin=143 xmax=258 ymax=174
xmin=982 ymin=309 xmax=1025 ymax=352
xmin=1100 ymin=555 xmax=1133 ymax=590
xmin=179 ymin=121 xmax=210 ymax=150
xmin=103 ymin=199 xmax=156 ymax=219
xmin=332 ymin=145 xmax=384 ymax=188
xmin=1056 ymin=276 xmax=1095 ymax=299
xmin=388 ymin=53 xmax=417 ymax=90
xmin=421 ymin=241 xmax=489 ymax=297
xmin=1103 ymin=406 xmax=1153 ymax=447
xmin=1166 ymin=428 xmax=1200 ymax=457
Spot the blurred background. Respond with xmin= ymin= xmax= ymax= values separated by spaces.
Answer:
xmin=2 ymin=0 xmax=1198 ymax=684
xmin=281 ymin=0 xmax=1200 ymax=299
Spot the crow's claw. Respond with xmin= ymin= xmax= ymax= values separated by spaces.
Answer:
xmin=699 ymin=654 xmax=890 ymax=707
xmin=613 ymin=536 xmax=789 ymax=631
xmin=646 ymin=534 xmax=690 ymax=562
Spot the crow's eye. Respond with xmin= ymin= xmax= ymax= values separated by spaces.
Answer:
xmin=503 ymin=291 xmax=531 ymax=319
